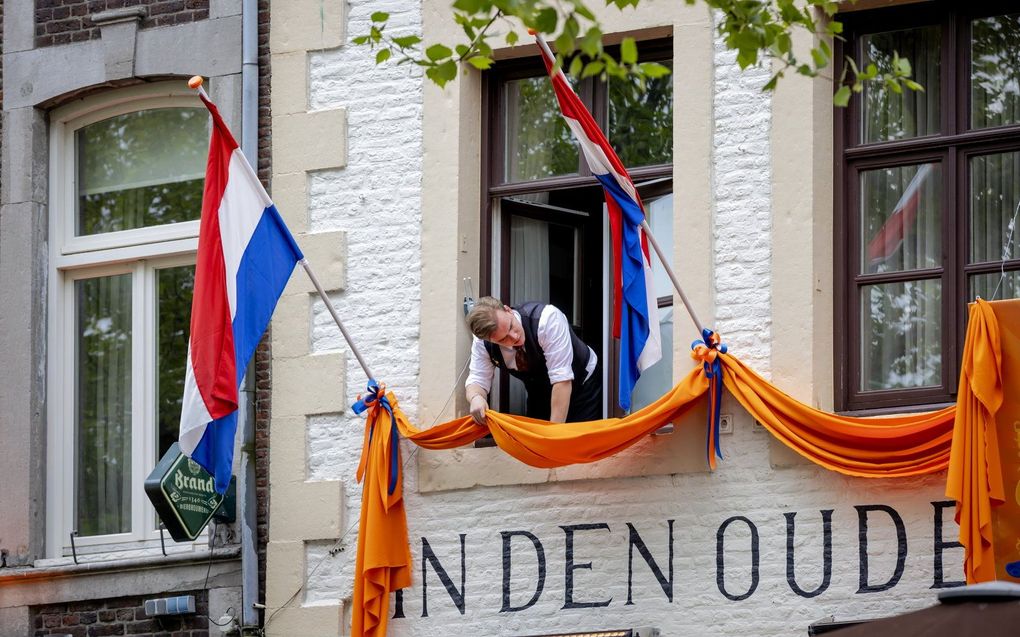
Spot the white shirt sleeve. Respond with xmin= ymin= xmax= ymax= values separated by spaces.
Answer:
xmin=537 ymin=305 xmax=575 ymax=384
xmin=465 ymin=336 xmax=497 ymax=392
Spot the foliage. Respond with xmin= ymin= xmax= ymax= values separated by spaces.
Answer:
xmin=356 ymin=1 xmax=922 ymax=104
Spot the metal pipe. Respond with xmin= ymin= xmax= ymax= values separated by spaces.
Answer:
xmin=300 ymin=259 xmax=376 ymax=380
xmin=239 ymin=0 xmax=260 ymax=628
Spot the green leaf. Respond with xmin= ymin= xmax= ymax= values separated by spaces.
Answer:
xmin=833 ymin=85 xmax=852 ymax=107
xmin=370 ymin=11 xmax=389 ymax=23
xmin=376 ymin=48 xmax=391 ymax=64
xmin=505 ymin=30 xmax=519 ymax=46
xmin=575 ymin=4 xmax=595 ymax=20
xmin=569 ymin=55 xmax=583 ymax=77
xmin=426 ymin=43 xmax=453 ymax=61
xmin=639 ymin=61 xmax=671 ymax=78
xmin=370 ymin=26 xmax=382 ymax=42
xmin=897 ymin=57 xmax=912 ymax=77
xmin=554 ymin=32 xmax=576 ymax=56
xmin=827 ymin=20 xmax=844 ymax=35
xmin=535 ymin=8 xmax=558 ymax=34
xmin=426 ymin=59 xmax=458 ymax=86
xmin=621 ymin=37 xmax=638 ymax=65
xmin=581 ymin=60 xmax=605 ymax=78
xmin=903 ymin=79 xmax=925 ymax=92
xmin=352 ymin=35 xmax=370 ymax=46
xmin=466 ymin=55 xmax=493 ymax=70
xmin=455 ymin=44 xmax=470 ymax=56
xmin=811 ymin=47 xmax=828 ymax=69
xmin=392 ymin=35 xmax=421 ymax=48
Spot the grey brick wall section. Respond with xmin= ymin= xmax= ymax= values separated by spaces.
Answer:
xmin=34 ymin=0 xmax=210 ymax=49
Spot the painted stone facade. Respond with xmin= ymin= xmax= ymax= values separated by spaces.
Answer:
xmin=262 ymin=1 xmax=962 ymax=636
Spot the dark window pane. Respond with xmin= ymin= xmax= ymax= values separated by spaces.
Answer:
xmin=860 ymin=163 xmax=942 ymax=274
xmin=608 ymin=61 xmax=673 ymax=168
xmin=76 ymin=108 xmax=208 ymax=236
xmin=862 ymin=27 xmax=941 ymax=143
xmin=503 ymin=77 xmax=579 ymax=182
xmin=970 ymin=270 xmax=1020 ymax=301
xmin=156 ymin=265 xmax=195 ymax=461
xmin=76 ymin=274 xmax=132 ymax=537
xmin=969 ymin=151 xmax=1020 ymax=263
xmin=971 ymin=13 xmax=1020 ymax=129
xmin=860 ymin=279 xmax=942 ymax=391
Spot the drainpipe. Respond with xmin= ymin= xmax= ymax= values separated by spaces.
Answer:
xmin=239 ymin=0 xmax=260 ymax=630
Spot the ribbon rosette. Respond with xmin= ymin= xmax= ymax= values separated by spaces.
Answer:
xmin=353 ymin=379 xmax=400 ymax=496
xmin=691 ymin=329 xmax=728 ymax=470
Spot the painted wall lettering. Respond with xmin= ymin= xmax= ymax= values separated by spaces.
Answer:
xmin=931 ymin=500 xmax=966 ymax=589
xmin=561 ymin=523 xmax=613 ymax=610
xmin=716 ymin=516 xmax=760 ymax=601
xmin=420 ymin=534 xmax=467 ymax=617
xmin=500 ymin=530 xmax=546 ymax=613
xmin=855 ymin=505 xmax=907 ymax=593
xmin=626 ymin=520 xmax=675 ymax=604
xmin=784 ymin=510 xmax=833 ymax=598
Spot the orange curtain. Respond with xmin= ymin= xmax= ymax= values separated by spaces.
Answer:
xmin=946 ymin=299 xmax=1009 ymax=583
xmin=350 ymin=298 xmax=1013 ymax=635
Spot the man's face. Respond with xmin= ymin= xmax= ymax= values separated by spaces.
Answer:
xmin=486 ymin=306 xmax=525 ymax=348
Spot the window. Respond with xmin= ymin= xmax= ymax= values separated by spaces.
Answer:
xmin=483 ymin=40 xmax=673 ymax=417
xmin=836 ymin=2 xmax=1020 ymax=411
xmin=47 ymin=84 xmax=208 ymax=555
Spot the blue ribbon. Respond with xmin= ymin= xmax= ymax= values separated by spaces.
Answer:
xmin=352 ymin=379 xmax=400 ymax=496
xmin=691 ymin=328 xmax=727 ymax=465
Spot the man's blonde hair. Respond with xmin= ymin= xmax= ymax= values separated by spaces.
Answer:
xmin=466 ymin=296 xmax=505 ymax=339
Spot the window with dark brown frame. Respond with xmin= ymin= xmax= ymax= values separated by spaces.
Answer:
xmin=479 ymin=39 xmax=674 ymax=420
xmin=835 ymin=1 xmax=1020 ymax=412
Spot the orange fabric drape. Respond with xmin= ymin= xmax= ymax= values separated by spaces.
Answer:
xmin=351 ymin=370 xmax=709 ymax=637
xmin=350 ymin=298 xmax=1014 ymax=636
xmin=718 ymin=354 xmax=957 ymax=477
xmin=946 ymin=299 xmax=1008 ymax=583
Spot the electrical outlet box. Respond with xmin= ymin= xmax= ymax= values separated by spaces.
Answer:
xmin=719 ymin=414 xmax=733 ymax=435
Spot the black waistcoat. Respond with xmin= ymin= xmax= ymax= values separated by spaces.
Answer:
xmin=483 ymin=302 xmax=594 ymax=420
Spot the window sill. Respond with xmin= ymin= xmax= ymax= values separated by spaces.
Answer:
xmin=416 ymin=401 xmax=711 ymax=493
xmin=1 ymin=545 xmax=239 ymax=584
xmin=836 ymin=400 xmax=956 ymax=418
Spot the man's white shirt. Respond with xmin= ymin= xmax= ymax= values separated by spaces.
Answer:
xmin=465 ymin=305 xmax=598 ymax=392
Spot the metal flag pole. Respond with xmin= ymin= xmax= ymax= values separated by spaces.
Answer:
xmin=188 ymin=76 xmax=376 ymax=382
xmin=530 ymin=37 xmax=706 ymax=336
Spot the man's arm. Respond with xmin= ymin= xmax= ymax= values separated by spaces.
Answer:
xmin=466 ymin=383 xmax=489 ymax=425
xmin=549 ymin=380 xmax=572 ymax=423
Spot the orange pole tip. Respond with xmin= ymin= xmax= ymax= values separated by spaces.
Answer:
xmin=188 ymin=76 xmax=204 ymax=90
xmin=527 ymin=28 xmax=537 ymax=36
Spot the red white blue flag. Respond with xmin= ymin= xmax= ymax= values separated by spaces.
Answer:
xmin=179 ymin=95 xmax=303 ymax=493
xmin=536 ymin=39 xmax=662 ymax=410
xmin=867 ymin=163 xmax=932 ymax=268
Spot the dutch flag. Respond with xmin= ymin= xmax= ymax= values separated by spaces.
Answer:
xmin=536 ymin=39 xmax=662 ymax=411
xmin=179 ymin=94 xmax=303 ymax=493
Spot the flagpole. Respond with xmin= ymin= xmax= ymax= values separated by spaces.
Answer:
xmin=298 ymin=259 xmax=376 ymax=380
xmin=531 ymin=37 xmax=706 ymax=336
xmin=188 ymin=76 xmax=377 ymax=382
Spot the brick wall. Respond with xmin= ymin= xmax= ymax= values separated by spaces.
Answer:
xmin=254 ymin=0 xmax=271 ymax=623
xmin=33 ymin=591 xmax=209 ymax=637
xmin=34 ymin=0 xmax=210 ymax=49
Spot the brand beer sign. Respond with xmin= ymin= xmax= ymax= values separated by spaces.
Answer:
xmin=145 ymin=442 xmax=224 ymax=541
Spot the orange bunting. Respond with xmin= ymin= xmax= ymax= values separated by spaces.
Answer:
xmin=350 ymin=299 xmax=1017 ymax=635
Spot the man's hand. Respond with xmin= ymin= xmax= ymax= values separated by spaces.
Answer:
xmin=469 ymin=394 xmax=489 ymax=425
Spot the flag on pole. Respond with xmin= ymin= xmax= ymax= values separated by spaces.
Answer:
xmin=867 ymin=163 xmax=932 ymax=268
xmin=535 ymin=38 xmax=662 ymax=410
xmin=179 ymin=93 xmax=304 ymax=493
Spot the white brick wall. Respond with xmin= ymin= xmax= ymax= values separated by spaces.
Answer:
xmin=293 ymin=7 xmax=963 ymax=636
xmin=712 ymin=21 xmax=773 ymax=372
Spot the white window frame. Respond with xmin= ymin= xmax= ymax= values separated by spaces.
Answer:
xmin=46 ymin=83 xmax=207 ymax=558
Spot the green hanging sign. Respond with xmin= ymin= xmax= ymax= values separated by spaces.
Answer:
xmin=144 ymin=442 xmax=225 ymax=542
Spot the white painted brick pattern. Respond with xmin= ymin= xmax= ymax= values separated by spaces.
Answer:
xmin=712 ymin=15 xmax=773 ymax=374
xmin=296 ymin=7 xmax=963 ymax=636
